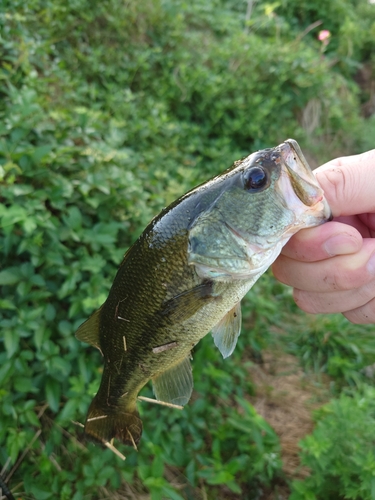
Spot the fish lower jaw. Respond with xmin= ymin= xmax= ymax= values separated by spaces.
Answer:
xmin=285 ymin=199 xmax=332 ymax=234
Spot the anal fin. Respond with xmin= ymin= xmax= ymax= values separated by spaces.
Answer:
xmin=212 ymin=301 xmax=242 ymax=359
xmin=152 ymin=356 xmax=193 ymax=406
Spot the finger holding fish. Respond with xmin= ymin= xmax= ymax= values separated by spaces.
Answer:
xmin=275 ymin=221 xmax=362 ymax=263
xmin=274 ymin=239 xmax=375 ymax=293
xmin=291 ymin=279 xmax=375 ymax=315
xmin=273 ymin=149 xmax=375 ymax=322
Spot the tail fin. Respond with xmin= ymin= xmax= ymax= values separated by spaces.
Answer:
xmin=84 ymin=395 xmax=143 ymax=447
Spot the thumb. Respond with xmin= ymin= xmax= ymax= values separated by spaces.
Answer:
xmin=315 ymin=149 xmax=375 ymax=217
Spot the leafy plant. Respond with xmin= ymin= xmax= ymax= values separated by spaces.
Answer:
xmin=290 ymin=385 xmax=375 ymax=500
xmin=285 ymin=314 xmax=375 ymax=389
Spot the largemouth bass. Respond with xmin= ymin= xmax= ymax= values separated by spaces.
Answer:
xmin=76 ymin=139 xmax=331 ymax=450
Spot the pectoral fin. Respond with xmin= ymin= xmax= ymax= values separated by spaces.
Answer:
xmin=212 ymin=302 xmax=242 ymax=358
xmin=160 ymin=281 xmax=214 ymax=323
xmin=75 ymin=307 xmax=102 ymax=354
xmin=152 ymin=356 xmax=193 ymax=406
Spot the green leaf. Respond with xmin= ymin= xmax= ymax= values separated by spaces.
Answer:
xmin=31 ymin=145 xmax=53 ymax=163
xmin=14 ymin=376 xmax=35 ymax=393
xmin=151 ymin=454 xmax=164 ymax=478
xmin=0 ymin=299 xmax=16 ymax=309
xmin=0 ymin=268 xmax=22 ymax=285
xmin=58 ymin=399 xmax=78 ymax=423
xmin=45 ymin=378 xmax=61 ymax=413
xmin=161 ymin=486 xmax=185 ymax=500
xmin=1 ymin=206 xmax=27 ymax=229
xmin=3 ymin=330 xmax=19 ymax=357
xmin=29 ymin=486 xmax=53 ymax=500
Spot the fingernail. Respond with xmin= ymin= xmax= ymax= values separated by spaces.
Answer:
xmin=367 ymin=253 xmax=375 ymax=276
xmin=323 ymin=235 xmax=359 ymax=256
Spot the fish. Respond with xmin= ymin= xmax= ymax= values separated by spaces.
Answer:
xmin=76 ymin=138 xmax=331 ymax=452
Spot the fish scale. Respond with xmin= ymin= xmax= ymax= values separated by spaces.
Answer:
xmin=76 ymin=139 xmax=331 ymax=452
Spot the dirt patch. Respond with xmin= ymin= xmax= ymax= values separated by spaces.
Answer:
xmin=248 ymin=349 xmax=329 ymax=480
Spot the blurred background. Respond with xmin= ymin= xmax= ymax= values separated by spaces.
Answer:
xmin=1 ymin=1 xmax=375 ymax=499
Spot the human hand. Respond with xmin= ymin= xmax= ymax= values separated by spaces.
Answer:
xmin=272 ymin=149 xmax=375 ymax=324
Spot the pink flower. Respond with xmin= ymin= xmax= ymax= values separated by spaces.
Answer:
xmin=318 ymin=30 xmax=331 ymax=42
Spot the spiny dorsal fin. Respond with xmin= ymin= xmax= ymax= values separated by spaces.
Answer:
xmin=75 ymin=307 xmax=102 ymax=354
xmin=211 ymin=301 xmax=242 ymax=359
xmin=152 ymin=356 xmax=193 ymax=406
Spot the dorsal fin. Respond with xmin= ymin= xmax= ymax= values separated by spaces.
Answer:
xmin=75 ymin=307 xmax=102 ymax=354
xmin=211 ymin=301 xmax=242 ymax=359
xmin=152 ymin=356 xmax=193 ymax=406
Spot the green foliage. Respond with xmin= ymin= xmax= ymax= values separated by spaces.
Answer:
xmin=277 ymin=0 xmax=375 ymax=74
xmin=285 ymin=314 xmax=375 ymax=388
xmin=136 ymin=340 xmax=283 ymax=499
xmin=290 ymin=385 xmax=375 ymax=500
xmin=1 ymin=0 xmax=375 ymax=498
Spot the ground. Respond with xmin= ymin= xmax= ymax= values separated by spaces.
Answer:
xmin=248 ymin=347 xmax=330 ymax=499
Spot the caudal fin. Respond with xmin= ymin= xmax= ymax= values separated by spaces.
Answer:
xmin=84 ymin=396 xmax=143 ymax=448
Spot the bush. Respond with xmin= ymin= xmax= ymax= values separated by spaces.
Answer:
xmin=290 ymin=385 xmax=375 ymax=500
xmin=285 ymin=314 xmax=375 ymax=389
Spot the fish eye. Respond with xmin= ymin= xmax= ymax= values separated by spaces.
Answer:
xmin=243 ymin=166 xmax=268 ymax=191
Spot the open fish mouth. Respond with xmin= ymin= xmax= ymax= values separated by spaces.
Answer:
xmin=277 ymin=139 xmax=332 ymax=223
